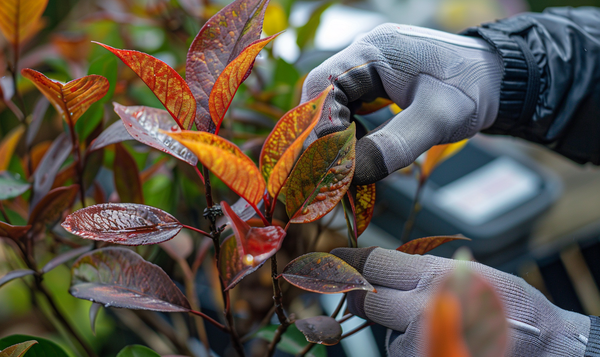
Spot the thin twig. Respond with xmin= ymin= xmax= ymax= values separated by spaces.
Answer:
xmin=189 ymin=310 xmax=228 ymax=332
xmin=340 ymin=321 xmax=374 ymax=340
xmin=296 ymin=342 xmax=315 ymax=357
xmin=240 ymin=305 xmax=276 ymax=343
xmin=266 ymin=322 xmax=291 ymax=357
xmin=330 ymin=294 xmax=347 ymax=319
xmin=182 ymin=224 xmax=212 ymax=238
xmin=400 ymin=179 xmax=425 ymax=243
xmin=337 ymin=313 xmax=354 ymax=324
xmin=66 ymin=119 xmax=86 ymax=207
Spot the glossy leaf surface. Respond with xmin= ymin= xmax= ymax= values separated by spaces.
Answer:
xmin=0 ymin=335 xmax=68 ymax=357
xmin=0 ymin=126 xmax=25 ymax=171
xmin=209 ymin=34 xmax=279 ymax=132
xmin=41 ymin=245 xmax=94 ymax=274
xmin=260 ymin=86 xmax=331 ymax=197
xmin=285 ymin=123 xmax=356 ymax=223
xmin=95 ymin=43 xmax=196 ymax=130
xmin=28 ymin=185 xmax=79 ymax=233
xmin=0 ymin=270 xmax=35 ymax=289
xmin=281 ymin=252 xmax=374 ymax=294
xmin=70 ymin=247 xmax=191 ymax=312
xmin=0 ymin=172 xmax=30 ymax=200
xmin=21 ymin=68 xmax=109 ymax=126
xmin=220 ymin=201 xmax=285 ymax=290
xmin=186 ymin=0 xmax=269 ymax=132
xmin=425 ymin=265 xmax=508 ymax=357
xmin=113 ymin=103 xmax=198 ymax=165
xmin=31 ymin=133 xmax=72 ymax=208
xmin=397 ymin=235 xmax=470 ymax=255
xmin=168 ymin=131 xmax=265 ymax=205
xmin=0 ymin=340 xmax=37 ymax=357
xmin=62 ymin=203 xmax=182 ymax=246
xmin=355 ymin=184 xmax=376 ymax=237
xmin=116 ymin=345 xmax=161 ymax=357
xmin=114 ymin=144 xmax=144 ymax=204
xmin=0 ymin=0 xmax=48 ymax=45
xmin=421 ymin=140 xmax=468 ymax=181
xmin=256 ymin=325 xmax=326 ymax=357
xmin=0 ymin=222 xmax=30 ymax=241
xmin=89 ymin=120 xmax=133 ymax=152
xmin=295 ymin=316 xmax=342 ymax=345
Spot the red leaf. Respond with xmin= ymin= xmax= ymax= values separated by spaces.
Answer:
xmin=0 ymin=221 xmax=31 ymax=241
xmin=219 ymin=200 xmax=285 ymax=290
xmin=397 ymin=235 xmax=470 ymax=255
xmin=28 ymin=185 xmax=79 ymax=234
xmin=209 ymin=34 xmax=279 ymax=133
xmin=62 ymin=203 xmax=182 ymax=246
xmin=186 ymin=0 xmax=269 ymax=132
xmin=113 ymin=144 xmax=144 ymax=204
xmin=95 ymin=42 xmax=196 ymax=129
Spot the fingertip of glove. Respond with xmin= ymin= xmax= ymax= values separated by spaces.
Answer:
xmin=330 ymin=246 xmax=378 ymax=274
xmin=353 ymin=138 xmax=389 ymax=185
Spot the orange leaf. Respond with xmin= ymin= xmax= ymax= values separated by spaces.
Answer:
xmin=95 ymin=42 xmax=196 ymax=130
xmin=421 ymin=140 xmax=467 ymax=181
xmin=0 ymin=125 xmax=25 ymax=171
xmin=355 ymin=184 xmax=376 ymax=237
xmin=21 ymin=69 xmax=109 ymax=127
xmin=397 ymin=235 xmax=470 ymax=255
xmin=260 ymin=85 xmax=332 ymax=197
xmin=355 ymin=97 xmax=393 ymax=115
xmin=167 ymin=131 xmax=265 ymax=205
xmin=425 ymin=291 xmax=471 ymax=357
xmin=0 ymin=0 xmax=48 ymax=46
xmin=209 ymin=34 xmax=279 ymax=133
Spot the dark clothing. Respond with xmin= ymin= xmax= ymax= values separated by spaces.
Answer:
xmin=463 ymin=8 xmax=600 ymax=355
xmin=463 ymin=7 xmax=600 ymax=165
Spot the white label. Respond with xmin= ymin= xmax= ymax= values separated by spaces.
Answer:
xmin=433 ymin=157 xmax=540 ymax=226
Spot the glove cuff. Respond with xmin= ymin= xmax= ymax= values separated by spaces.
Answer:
xmin=586 ymin=316 xmax=600 ymax=356
xmin=462 ymin=23 xmax=540 ymax=135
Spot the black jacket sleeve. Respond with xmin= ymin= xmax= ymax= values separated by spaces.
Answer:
xmin=462 ymin=7 xmax=600 ymax=164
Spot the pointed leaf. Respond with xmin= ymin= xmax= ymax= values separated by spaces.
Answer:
xmin=355 ymin=98 xmax=394 ymax=115
xmin=167 ymin=131 xmax=265 ymax=205
xmin=260 ymin=86 xmax=331 ymax=197
xmin=116 ymin=345 xmax=161 ymax=357
xmin=28 ymin=185 xmax=79 ymax=233
xmin=113 ymin=144 xmax=144 ymax=204
xmin=216 ymin=196 xmax=262 ymax=228
xmin=0 ymin=126 xmax=25 ymax=171
xmin=31 ymin=133 xmax=72 ymax=208
xmin=0 ymin=340 xmax=37 ymax=357
xmin=21 ymin=68 xmax=109 ymax=126
xmin=295 ymin=316 xmax=342 ymax=345
xmin=70 ymin=247 xmax=191 ymax=312
xmin=425 ymin=265 xmax=508 ymax=357
xmin=219 ymin=200 xmax=285 ymax=290
xmin=0 ymin=222 xmax=30 ymax=241
xmin=0 ymin=335 xmax=68 ymax=357
xmin=209 ymin=34 xmax=279 ymax=132
xmin=285 ymin=123 xmax=356 ymax=223
xmin=0 ymin=269 xmax=35 ymax=289
xmin=397 ymin=235 xmax=470 ymax=255
xmin=355 ymin=184 xmax=376 ymax=237
xmin=186 ymin=0 xmax=269 ymax=132
xmin=421 ymin=140 xmax=468 ymax=181
xmin=26 ymin=97 xmax=49 ymax=147
xmin=95 ymin=43 xmax=196 ymax=130
xmin=89 ymin=303 xmax=102 ymax=335
xmin=281 ymin=252 xmax=374 ymax=294
xmin=88 ymin=120 xmax=133 ymax=152
xmin=255 ymin=325 xmax=326 ymax=357
xmin=61 ymin=203 xmax=182 ymax=246
xmin=113 ymin=103 xmax=198 ymax=166
xmin=0 ymin=0 xmax=48 ymax=45
xmin=0 ymin=172 xmax=30 ymax=200
xmin=41 ymin=245 xmax=94 ymax=274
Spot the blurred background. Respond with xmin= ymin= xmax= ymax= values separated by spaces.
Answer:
xmin=2 ymin=0 xmax=600 ymax=355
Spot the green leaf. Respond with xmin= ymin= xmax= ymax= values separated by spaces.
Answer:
xmin=0 ymin=335 xmax=69 ymax=357
xmin=255 ymin=325 xmax=326 ymax=357
xmin=0 ymin=172 xmax=30 ymax=200
xmin=296 ymin=1 xmax=334 ymax=49
xmin=285 ymin=123 xmax=356 ymax=223
xmin=116 ymin=345 xmax=161 ymax=357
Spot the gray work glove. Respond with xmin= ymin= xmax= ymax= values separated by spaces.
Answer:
xmin=301 ymin=24 xmax=503 ymax=185
xmin=331 ymin=247 xmax=591 ymax=356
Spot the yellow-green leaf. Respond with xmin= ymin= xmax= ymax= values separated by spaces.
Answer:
xmin=421 ymin=140 xmax=467 ymax=181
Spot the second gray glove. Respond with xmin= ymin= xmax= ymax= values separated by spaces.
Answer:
xmin=301 ymin=24 xmax=503 ymax=185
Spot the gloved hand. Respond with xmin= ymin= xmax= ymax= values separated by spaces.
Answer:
xmin=301 ymin=24 xmax=503 ymax=185
xmin=331 ymin=247 xmax=591 ymax=356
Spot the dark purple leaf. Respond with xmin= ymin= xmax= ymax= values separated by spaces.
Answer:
xmin=0 ymin=269 xmax=35 ymax=288
xmin=28 ymin=185 xmax=79 ymax=234
xmin=0 ymin=172 xmax=30 ymax=200
xmin=281 ymin=252 xmax=375 ymax=294
xmin=61 ymin=203 xmax=182 ymax=246
xmin=31 ymin=133 xmax=72 ymax=209
xmin=89 ymin=303 xmax=102 ymax=335
xmin=0 ymin=221 xmax=31 ymax=241
xmin=70 ymin=247 xmax=191 ymax=312
xmin=88 ymin=120 xmax=133 ymax=152
xmin=26 ymin=97 xmax=50 ymax=147
xmin=295 ymin=316 xmax=342 ymax=345
xmin=186 ymin=0 xmax=269 ymax=132
xmin=113 ymin=144 xmax=144 ymax=204
xmin=41 ymin=245 xmax=94 ymax=274
xmin=112 ymin=103 xmax=197 ymax=166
